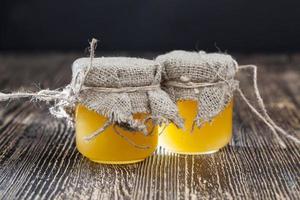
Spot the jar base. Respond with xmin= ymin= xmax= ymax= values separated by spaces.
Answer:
xmin=160 ymin=147 xmax=219 ymax=155
xmin=90 ymin=158 xmax=145 ymax=164
xmin=77 ymin=147 xmax=149 ymax=165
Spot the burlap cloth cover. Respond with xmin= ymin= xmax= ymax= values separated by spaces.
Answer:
xmin=156 ymin=50 xmax=239 ymax=127
xmin=70 ymin=57 xmax=183 ymax=133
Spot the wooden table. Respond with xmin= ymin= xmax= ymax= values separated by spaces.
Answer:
xmin=0 ymin=53 xmax=299 ymax=200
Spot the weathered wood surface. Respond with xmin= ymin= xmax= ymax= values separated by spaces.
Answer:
xmin=0 ymin=53 xmax=299 ymax=200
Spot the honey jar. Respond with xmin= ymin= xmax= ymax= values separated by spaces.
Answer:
xmin=157 ymin=51 xmax=238 ymax=154
xmin=71 ymin=57 xmax=181 ymax=164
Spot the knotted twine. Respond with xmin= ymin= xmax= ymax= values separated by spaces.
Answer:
xmin=0 ymin=39 xmax=183 ymax=149
xmin=157 ymin=50 xmax=300 ymax=148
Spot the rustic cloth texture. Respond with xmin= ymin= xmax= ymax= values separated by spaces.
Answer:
xmin=70 ymin=57 xmax=183 ymax=133
xmin=156 ymin=50 xmax=239 ymax=126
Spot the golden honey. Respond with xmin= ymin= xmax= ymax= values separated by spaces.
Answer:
xmin=159 ymin=100 xmax=233 ymax=154
xmin=75 ymin=105 xmax=158 ymax=164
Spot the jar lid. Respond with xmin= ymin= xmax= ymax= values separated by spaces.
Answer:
xmin=156 ymin=50 xmax=238 ymax=83
xmin=70 ymin=57 xmax=183 ymax=134
xmin=72 ymin=57 xmax=161 ymax=88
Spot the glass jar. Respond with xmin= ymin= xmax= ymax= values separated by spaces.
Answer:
xmin=156 ymin=50 xmax=237 ymax=155
xmin=76 ymin=104 xmax=158 ymax=164
xmin=159 ymin=100 xmax=233 ymax=154
xmin=71 ymin=56 xmax=178 ymax=164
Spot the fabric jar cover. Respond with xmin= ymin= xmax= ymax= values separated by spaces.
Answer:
xmin=69 ymin=57 xmax=183 ymax=133
xmin=156 ymin=50 xmax=239 ymax=127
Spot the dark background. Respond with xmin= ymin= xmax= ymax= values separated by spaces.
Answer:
xmin=1 ymin=0 xmax=300 ymax=53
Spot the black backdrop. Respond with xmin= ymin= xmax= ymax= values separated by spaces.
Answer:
xmin=1 ymin=0 xmax=300 ymax=52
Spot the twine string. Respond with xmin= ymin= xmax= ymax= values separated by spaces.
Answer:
xmin=0 ymin=89 xmax=72 ymax=103
xmin=83 ymin=120 xmax=112 ymax=141
xmin=237 ymin=65 xmax=300 ymax=147
xmin=83 ymin=115 xmax=158 ymax=149
xmin=81 ymin=84 xmax=160 ymax=93
xmin=164 ymin=81 xmax=227 ymax=88
xmin=112 ymin=124 xmax=151 ymax=149
xmin=164 ymin=64 xmax=299 ymax=147
xmin=78 ymin=38 xmax=97 ymax=93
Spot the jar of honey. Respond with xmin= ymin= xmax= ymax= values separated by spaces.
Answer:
xmin=71 ymin=57 xmax=181 ymax=164
xmin=157 ymin=51 xmax=238 ymax=154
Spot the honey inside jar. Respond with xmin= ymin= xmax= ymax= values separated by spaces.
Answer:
xmin=76 ymin=104 xmax=158 ymax=164
xmin=159 ymin=100 xmax=233 ymax=154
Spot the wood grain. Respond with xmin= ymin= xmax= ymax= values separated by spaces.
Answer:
xmin=0 ymin=53 xmax=299 ymax=200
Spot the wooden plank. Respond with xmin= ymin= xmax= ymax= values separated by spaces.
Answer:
xmin=0 ymin=53 xmax=299 ymax=200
